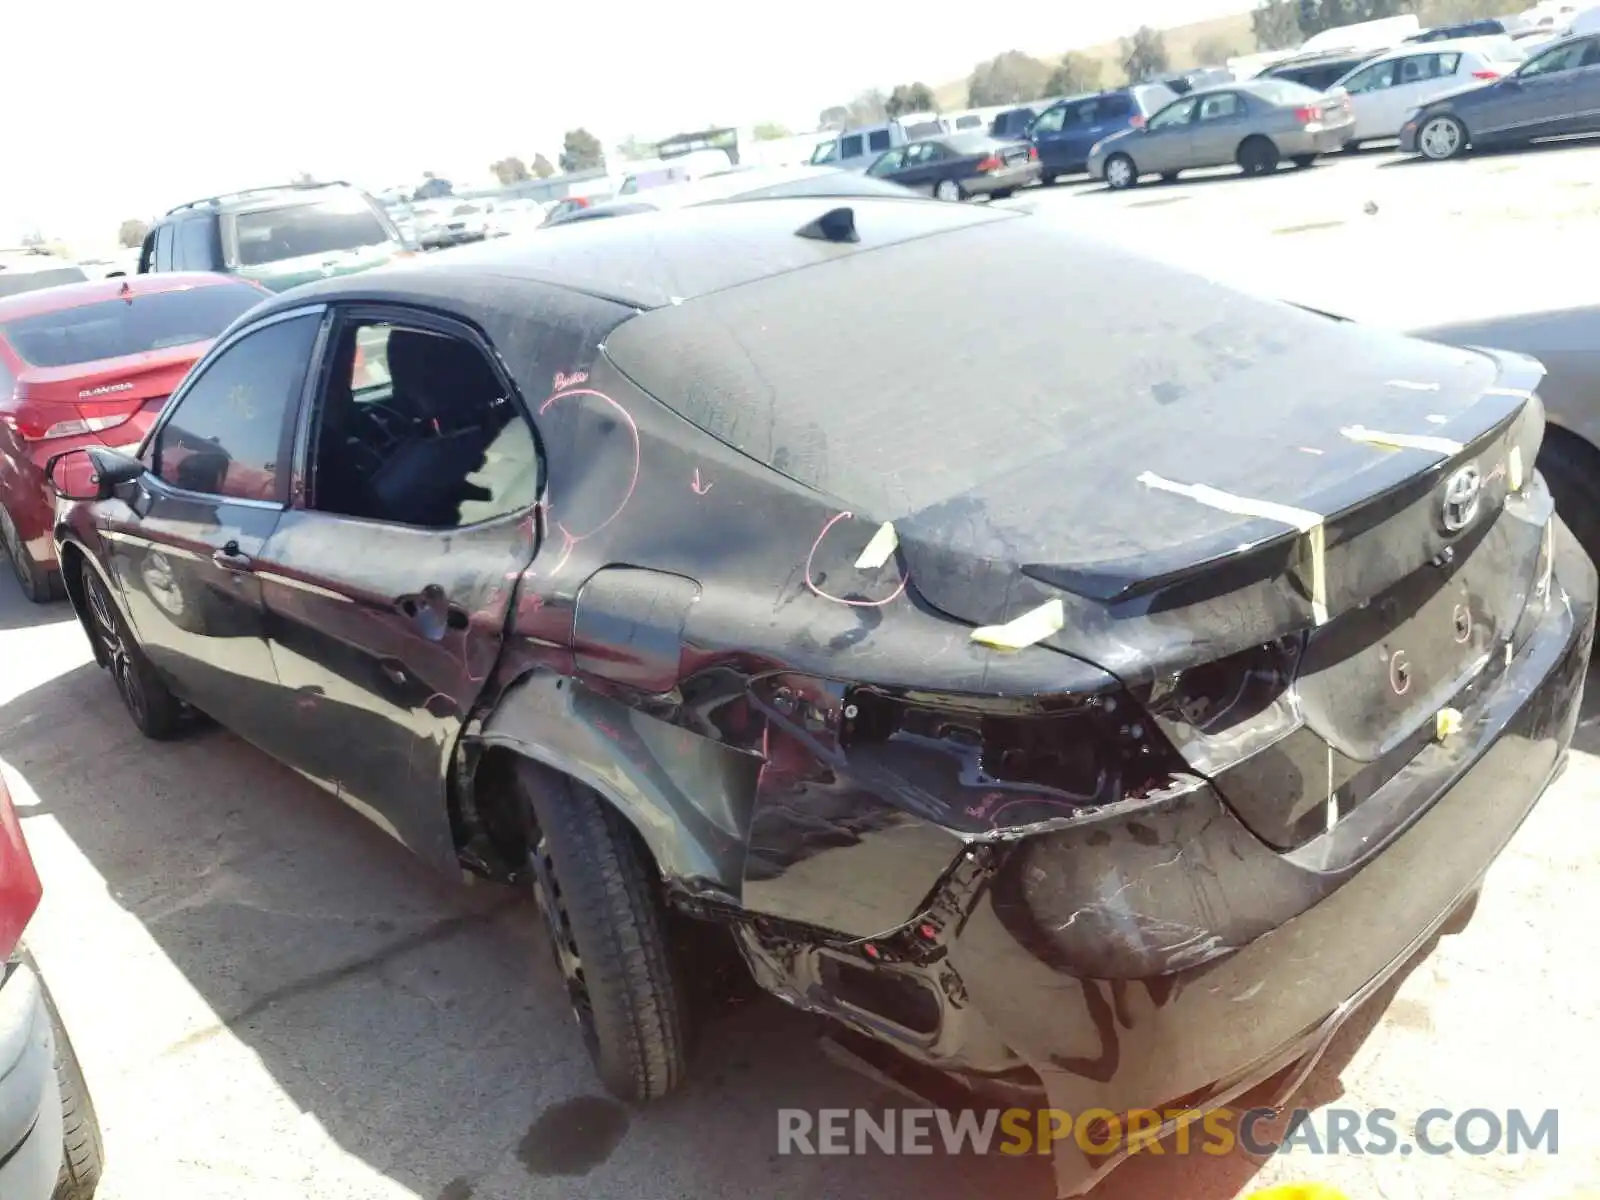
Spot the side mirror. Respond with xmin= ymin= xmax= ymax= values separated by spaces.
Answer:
xmin=45 ymin=445 xmax=145 ymax=502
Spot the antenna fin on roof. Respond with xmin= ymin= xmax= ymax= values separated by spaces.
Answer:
xmin=795 ymin=207 xmax=859 ymax=244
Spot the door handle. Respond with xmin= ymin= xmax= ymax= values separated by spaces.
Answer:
xmin=379 ymin=658 xmax=408 ymax=687
xmin=213 ymin=541 xmax=253 ymax=572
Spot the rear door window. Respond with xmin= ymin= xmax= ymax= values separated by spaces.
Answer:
xmin=1100 ymin=93 xmax=1135 ymax=119
xmin=173 ymin=219 xmax=215 ymax=271
xmin=153 ymin=224 xmax=176 ymax=272
xmin=867 ymin=129 xmax=892 ymax=152
xmin=1 ymin=283 xmax=264 ymax=367
xmin=1029 ymin=105 xmax=1067 ymax=135
xmin=839 ymin=134 xmax=865 ymax=159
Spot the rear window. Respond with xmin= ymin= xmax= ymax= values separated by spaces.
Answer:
xmin=945 ymin=132 xmax=1001 ymax=154
xmin=955 ymin=114 xmax=983 ymax=129
xmin=231 ymin=195 xmax=392 ymax=266
xmin=901 ymin=120 xmax=943 ymax=140
xmin=0 ymin=266 xmax=89 ymax=299
xmin=1101 ymin=93 xmax=1136 ymax=118
xmin=0 ymin=283 xmax=263 ymax=368
xmin=1249 ymin=78 xmax=1325 ymax=105
xmin=867 ymin=129 xmax=893 ymax=152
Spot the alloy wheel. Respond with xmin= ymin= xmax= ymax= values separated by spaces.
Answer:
xmin=530 ymin=831 xmax=598 ymax=1058
xmin=934 ymin=179 xmax=961 ymax=202
xmin=1106 ymin=157 xmax=1135 ymax=189
xmin=1419 ymin=117 xmax=1462 ymax=161
xmin=84 ymin=571 xmax=147 ymax=726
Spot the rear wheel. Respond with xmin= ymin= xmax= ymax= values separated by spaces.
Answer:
xmin=989 ymin=187 xmax=1015 ymax=200
xmin=1537 ymin=431 xmax=1600 ymax=566
xmin=81 ymin=562 xmax=183 ymax=740
xmin=521 ymin=767 xmax=690 ymax=1101
xmin=934 ymin=179 xmax=963 ymax=202
xmin=39 ymin=972 xmax=104 ymax=1200
xmin=1238 ymin=136 xmax=1280 ymax=176
xmin=0 ymin=504 xmax=63 ymax=604
xmin=1292 ymin=154 xmax=1318 ymax=169
xmin=1160 ymin=171 xmax=1182 ymax=183
xmin=1040 ymin=170 xmax=1058 ymax=186
xmin=1104 ymin=153 xmax=1138 ymax=190
xmin=1417 ymin=114 xmax=1467 ymax=161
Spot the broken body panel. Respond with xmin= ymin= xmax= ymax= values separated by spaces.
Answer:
xmin=52 ymin=200 xmax=1595 ymax=1198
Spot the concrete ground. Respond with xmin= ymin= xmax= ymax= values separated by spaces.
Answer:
xmin=6 ymin=137 xmax=1600 ymax=1200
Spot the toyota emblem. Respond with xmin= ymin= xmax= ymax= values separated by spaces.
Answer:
xmin=1439 ymin=463 xmax=1482 ymax=534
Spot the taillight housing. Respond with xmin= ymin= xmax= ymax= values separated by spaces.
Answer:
xmin=1294 ymin=105 xmax=1320 ymax=124
xmin=976 ymin=155 xmax=1003 ymax=172
xmin=1472 ymin=69 xmax=1501 ymax=79
xmin=0 ymin=777 xmax=42 ymax=960
xmin=1129 ymin=114 xmax=1147 ymax=128
xmin=1140 ymin=635 xmax=1307 ymax=777
xmin=1028 ymin=145 xmax=1039 ymax=161
xmin=7 ymin=410 xmax=134 ymax=442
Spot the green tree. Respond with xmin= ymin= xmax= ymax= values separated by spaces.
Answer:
xmin=615 ymin=134 xmax=654 ymax=162
xmin=818 ymin=105 xmax=851 ymax=129
xmin=117 ymin=219 xmax=149 ymax=249
xmin=1295 ymin=0 xmax=1418 ymax=36
xmin=847 ymin=89 xmax=889 ymax=125
xmin=1043 ymin=52 xmax=1102 ymax=97
xmin=752 ymin=121 xmax=793 ymax=140
xmin=885 ymin=82 xmax=938 ymax=118
xmin=1121 ymin=26 xmax=1171 ymax=83
xmin=531 ymin=153 xmax=556 ymax=178
xmin=1252 ymin=0 xmax=1304 ymax=49
xmin=490 ymin=156 xmax=530 ymax=185
xmin=967 ymin=50 xmax=1052 ymax=106
xmin=560 ymin=128 xmax=605 ymax=173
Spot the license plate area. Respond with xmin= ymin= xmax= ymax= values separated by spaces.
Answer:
xmin=1295 ymin=534 xmax=1522 ymax=761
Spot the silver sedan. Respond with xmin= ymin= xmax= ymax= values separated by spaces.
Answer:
xmin=1087 ymin=79 xmax=1356 ymax=189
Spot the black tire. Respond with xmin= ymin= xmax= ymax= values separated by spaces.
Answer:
xmin=1238 ymin=136 xmax=1280 ymax=176
xmin=1160 ymin=171 xmax=1182 ymax=183
xmin=80 ymin=561 xmax=183 ymax=740
xmin=1416 ymin=113 xmax=1468 ymax=161
xmin=989 ymin=187 xmax=1015 ymax=200
xmin=522 ymin=766 xmax=689 ymax=1101
xmin=38 ymin=971 xmax=104 ymax=1200
xmin=1343 ymin=139 xmax=1362 ymax=153
xmin=1538 ymin=431 xmax=1600 ymax=566
xmin=0 ymin=505 xmax=64 ymax=604
xmin=1103 ymin=153 xmax=1138 ymax=190
xmin=1040 ymin=170 xmax=1058 ymax=186
xmin=933 ymin=179 xmax=964 ymax=202
xmin=1292 ymin=154 xmax=1318 ymax=169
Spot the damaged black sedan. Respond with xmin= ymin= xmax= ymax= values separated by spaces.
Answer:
xmin=47 ymin=195 xmax=1593 ymax=1197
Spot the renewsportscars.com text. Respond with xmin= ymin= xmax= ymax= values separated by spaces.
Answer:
xmin=777 ymin=1107 xmax=1559 ymax=1158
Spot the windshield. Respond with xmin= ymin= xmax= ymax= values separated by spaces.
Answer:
xmin=231 ymin=196 xmax=393 ymax=266
xmin=0 ymin=282 xmax=263 ymax=367
xmin=0 ymin=266 xmax=89 ymax=298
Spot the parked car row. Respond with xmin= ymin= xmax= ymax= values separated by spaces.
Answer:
xmin=27 ymin=189 xmax=1596 ymax=1200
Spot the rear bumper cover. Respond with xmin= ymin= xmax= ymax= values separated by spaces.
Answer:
xmin=738 ymin=522 xmax=1594 ymax=1197
xmin=0 ymin=955 xmax=63 ymax=1200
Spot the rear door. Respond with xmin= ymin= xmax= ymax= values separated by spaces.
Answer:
xmin=1059 ymin=95 xmax=1117 ymax=166
xmin=1387 ymin=51 xmax=1466 ymax=130
xmin=103 ymin=308 xmax=321 ymax=744
xmin=254 ymin=306 xmax=543 ymax=872
xmin=1027 ymin=101 xmax=1073 ymax=168
xmin=1188 ymin=90 xmax=1251 ymax=167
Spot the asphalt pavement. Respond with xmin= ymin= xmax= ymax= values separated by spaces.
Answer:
xmin=5 ymin=137 xmax=1600 ymax=1200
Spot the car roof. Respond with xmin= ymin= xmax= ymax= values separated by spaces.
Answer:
xmin=252 ymin=195 xmax=1013 ymax=314
xmin=0 ymin=271 xmax=249 ymax=321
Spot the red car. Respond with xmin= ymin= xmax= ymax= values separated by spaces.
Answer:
xmin=0 ymin=772 xmax=103 ymax=1199
xmin=0 ymin=274 xmax=267 ymax=602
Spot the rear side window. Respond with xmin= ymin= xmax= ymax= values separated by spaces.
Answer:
xmin=840 ymin=134 xmax=865 ymax=158
xmin=955 ymin=115 xmax=982 ymax=129
xmin=152 ymin=313 xmax=319 ymax=501
xmin=0 ymin=266 xmax=89 ymax=299
xmin=0 ymin=283 xmax=263 ymax=368
xmin=173 ymin=219 xmax=216 ymax=271
xmin=231 ymin=195 xmax=392 ymax=267
xmin=1100 ymin=93 xmax=1134 ymax=118
xmin=868 ymin=129 xmax=892 ymax=152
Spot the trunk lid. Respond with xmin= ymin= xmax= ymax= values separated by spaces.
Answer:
xmin=9 ymin=348 xmax=201 ymax=460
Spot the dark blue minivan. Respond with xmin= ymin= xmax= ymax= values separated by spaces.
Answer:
xmin=1029 ymin=82 xmax=1181 ymax=182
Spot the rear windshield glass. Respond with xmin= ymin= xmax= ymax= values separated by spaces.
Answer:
xmin=0 ymin=266 xmax=89 ymax=299
xmin=231 ymin=196 xmax=392 ymax=266
xmin=1249 ymin=78 xmax=1325 ymax=104
xmin=901 ymin=120 xmax=944 ymax=139
xmin=946 ymin=131 xmax=1001 ymax=154
xmin=0 ymin=283 xmax=263 ymax=368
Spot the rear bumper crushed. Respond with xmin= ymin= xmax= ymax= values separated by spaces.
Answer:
xmin=734 ymin=523 xmax=1594 ymax=1198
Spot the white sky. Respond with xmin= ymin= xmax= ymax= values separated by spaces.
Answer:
xmin=6 ymin=0 xmax=1243 ymax=248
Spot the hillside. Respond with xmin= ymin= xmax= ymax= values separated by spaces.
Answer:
xmin=931 ymin=10 xmax=1259 ymax=110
